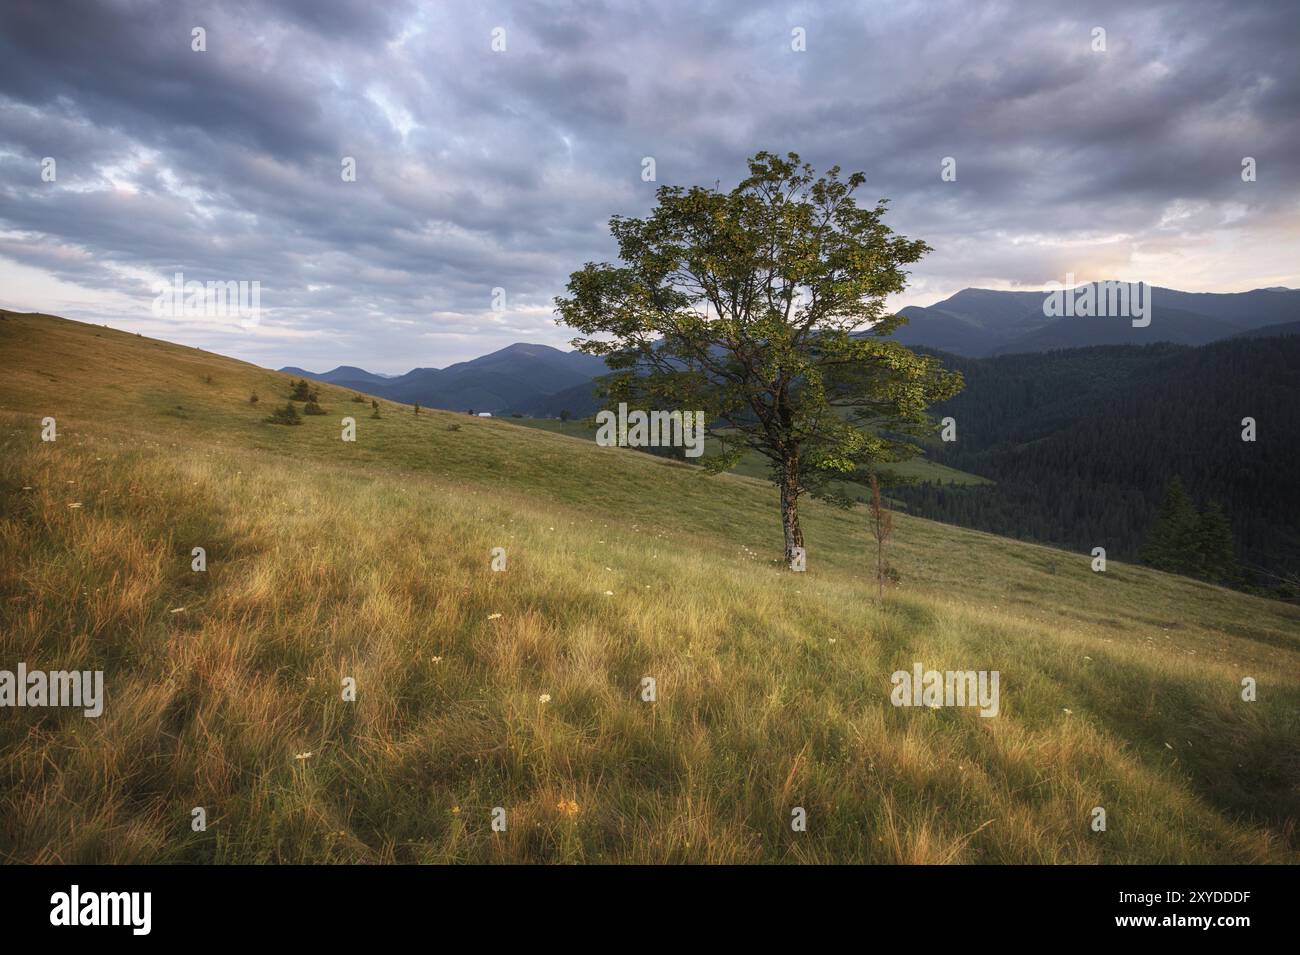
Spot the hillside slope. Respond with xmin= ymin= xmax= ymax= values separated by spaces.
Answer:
xmin=987 ymin=306 xmax=1239 ymax=354
xmin=1 ymin=310 xmax=1296 ymax=864
xmin=895 ymin=340 xmax=1300 ymax=589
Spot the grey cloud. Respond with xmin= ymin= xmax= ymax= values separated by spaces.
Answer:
xmin=1 ymin=0 xmax=1297 ymax=371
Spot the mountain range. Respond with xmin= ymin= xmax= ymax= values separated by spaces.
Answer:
xmin=282 ymin=284 xmax=1300 ymax=415
xmin=893 ymin=284 xmax=1300 ymax=356
xmin=282 ymin=342 xmax=607 ymax=415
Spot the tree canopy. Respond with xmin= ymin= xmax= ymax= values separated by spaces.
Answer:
xmin=556 ymin=151 xmax=962 ymax=566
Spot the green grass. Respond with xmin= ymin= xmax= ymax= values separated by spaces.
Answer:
xmin=0 ymin=309 xmax=1296 ymax=863
xmin=506 ymin=415 xmax=991 ymax=500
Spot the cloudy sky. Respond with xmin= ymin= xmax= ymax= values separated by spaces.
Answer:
xmin=2 ymin=0 xmax=1297 ymax=372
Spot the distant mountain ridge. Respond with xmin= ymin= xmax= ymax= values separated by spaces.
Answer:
xmin=282 ymin=342 xmax=608 ymax=415
xmin=281 ymin=365 xmax=393 ymax=387
xmin=893 ymin=284 xmax=1300 ymax=357
xmin=1232 ymin=320 xmax=1300 ymax=340
xmin=283 ymin=284 xmax=1300 ymax=413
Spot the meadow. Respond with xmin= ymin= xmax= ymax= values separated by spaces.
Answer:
xmin=506 ymin=415 xmax=990 ymax=498
xmin=1 ymin=310 xmax=1296 ymax=863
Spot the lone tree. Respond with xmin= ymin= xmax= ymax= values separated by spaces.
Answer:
xmin=556 ymin=151 xmax=962 ymax=567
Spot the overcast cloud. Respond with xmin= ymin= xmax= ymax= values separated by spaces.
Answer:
xmin=1 ymin=0 xmax=1297 ymax=371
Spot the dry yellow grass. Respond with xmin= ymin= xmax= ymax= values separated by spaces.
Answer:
xmin=1 ymin=310 xmax=1297 ymax=863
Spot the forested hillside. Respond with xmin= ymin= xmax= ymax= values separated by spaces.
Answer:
xmin=891 ymin=337 xmax=1300 ymax=596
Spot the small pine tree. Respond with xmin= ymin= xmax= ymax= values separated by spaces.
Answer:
xmin=265 ymin=402 xmax=302 ymax=426
xmin=249 ymin=392 xmax=259 ymax=404
xmin=1192 ymin=501 xmax=1239 ymax=585
xmin=370 ymin=399 xmax=381 ymax=419
xmin=303 ymin=398 xmax=326 ymax=415
xmin=1142 ymin=477 xmax=1199 ymax=574
xmin=290 ymin=378 xmax=312 ymax=401
xmin=351 ymin=393 xmax=366 ymax=403
xmin=413 ymin=403 xmax=420 ymax=415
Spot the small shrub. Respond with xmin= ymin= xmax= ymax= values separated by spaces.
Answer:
xmin=265 ymin=402 xmax=302 ymax=426
xmin=447 ymin=423 xmax=461 ymax=432
xmin=868 ymin=474 xmax=894 ymax=601
xmin=290 ymin=379 xmax=312 ymax=401
xmin=351 ymin=394 xmax=366 ymax=403
xmin=249 ymin=392 xmax=259 ymax=404
xmin=303 ymin=399 xmax=326 ymax=415
xmin=203 ymin=374 xmax=214 ymax=385
xmin=413 ymin=403 xmax=420 ymax=415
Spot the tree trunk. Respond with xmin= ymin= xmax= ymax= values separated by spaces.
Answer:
xmin=780 ymin=466 xmax=804 ymax=567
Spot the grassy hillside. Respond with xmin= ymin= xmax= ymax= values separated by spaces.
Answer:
xmin=505 ymin=416 xmax=991 ymax=494
xmin=1 ymin=309 xmax=1297 ymax=864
